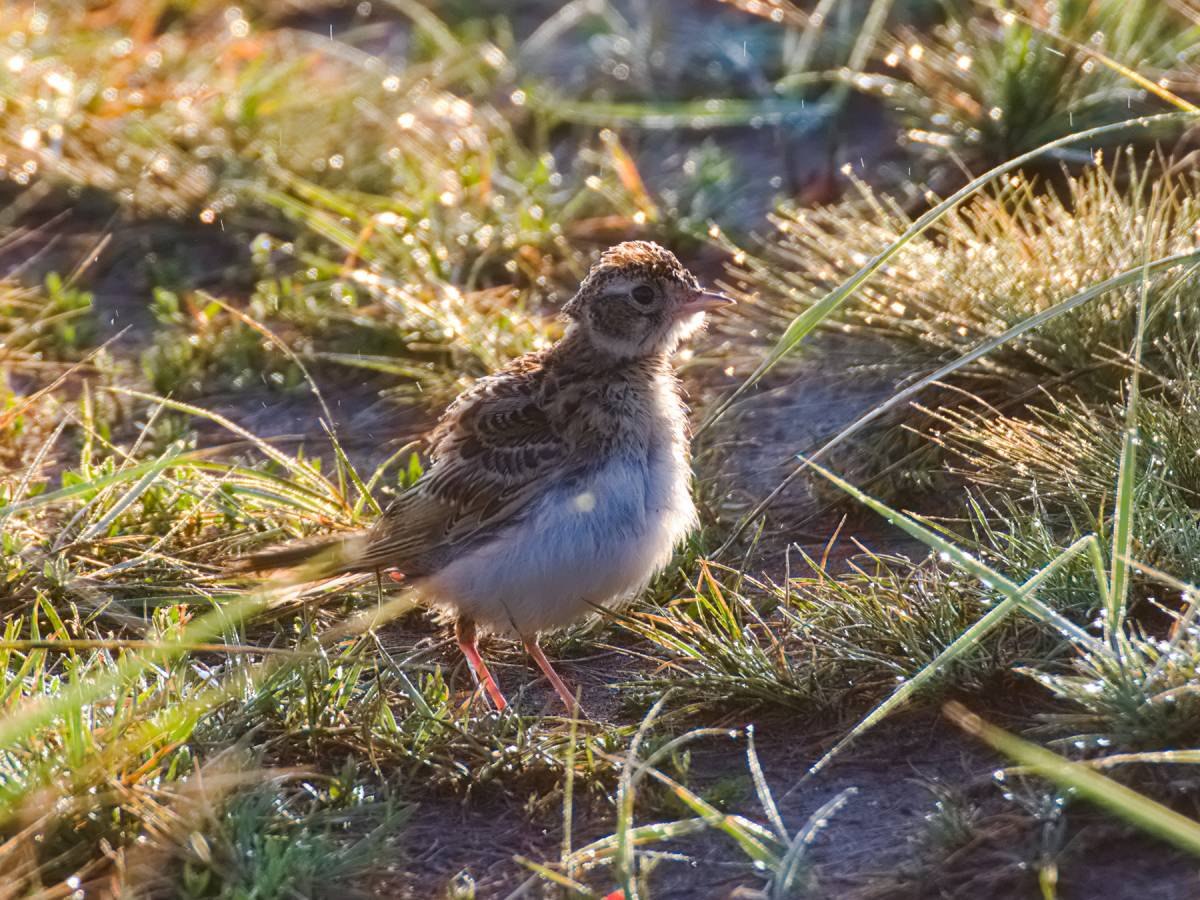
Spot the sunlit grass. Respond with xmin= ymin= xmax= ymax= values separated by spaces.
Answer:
xmin=1 ymin=1 xmax=645 ymax=404
xmin=620 ymin=549 xmax=1062 ymax=714
xmin=723 ymin=153 xmax=1200 ymax=498
xmin=852 ymin=0 xmax=1199 ymax=169
xmin=0 ymin=389 xmax=638 ymax=891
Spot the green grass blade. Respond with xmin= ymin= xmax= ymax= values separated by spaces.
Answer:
xmin=0 ymin=447 xmax=188 ymax=517
xmin=564 ymin=818 xmax=709 ymax=867
xmin=1108 ymin=251 xmax=1154 ymax=636
xmin=2 ymin=417 xmax=67 ymax=518
xmin=638 ymin=763 xmax=782 ymax=867
xmin=771 ymin=787 xmax=857 ymax=899
xmin=321 ymin=420 xmax=378 ymax=517
xmin=845 ymin=0 xmax=894 ymax=72
xmin=946 ymin=702 xmax=1200 ymax=858
xmin=538 ymin=96 xmax=833 ymax=130
xmin=358 ymin=441 xmax=420 ymax=518
xmin=747 ymin=724 xmax=788 ymax=841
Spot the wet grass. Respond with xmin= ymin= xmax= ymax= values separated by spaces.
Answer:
xmin=4 ymin=1 xmax=1200 ymax=897
xmin=851 ymin=0 xmax=1199 ymax=172
xmin=726 ymin=155 xmax=1200 ymax=499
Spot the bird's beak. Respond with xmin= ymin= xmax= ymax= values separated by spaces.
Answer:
xmin=676 ymin=289 xmax=736 ymax=318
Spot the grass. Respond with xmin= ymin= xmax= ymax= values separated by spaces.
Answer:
xmin=723 ymin=152 xmax=1200 ymax=499
xmin=619 ymin=549 xmax=1058 ymax=714
xmin=0 ymin=391 xmax=641 ymax=891
xmin=1 ymin=0 xmax=646 ymax=406
xmin=4 ymin=0 xmax=1200 ymax=896
xmin=852 ymin=0 xmax=1199 ymax=170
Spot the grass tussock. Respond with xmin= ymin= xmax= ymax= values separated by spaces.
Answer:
xmin=726 ymin=154 xmax=1200 ymax=496
xmin=853 ymin=0 xmax=1198 ymax=169
xmin=622 ymin=547 xmax=1068 ymax=714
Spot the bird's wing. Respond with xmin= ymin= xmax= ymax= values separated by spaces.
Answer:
xmin=358 ymin=352 xmax=569 ymax=572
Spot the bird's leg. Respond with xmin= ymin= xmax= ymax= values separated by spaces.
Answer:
xmin=523 ymin=636 xmax=584 ymax=717
xmin=455 ymin=618 xmax=507 ymax=711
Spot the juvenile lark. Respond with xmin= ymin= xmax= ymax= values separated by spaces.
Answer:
xmin=234 ymin=241 xmax=733 ymax=712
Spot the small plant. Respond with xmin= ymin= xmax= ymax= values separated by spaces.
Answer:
xmin=913 ymin=782 xmax=983 ymax=861
xmin=1025 ymin=618 xmax=1200 ymax=753
xmin=940 ymin=386 xmax=1200 ymax=588
xmin=166 ymin=764 xmax=408 ymax=899
xmin=141 ymin=289 xmax=301 ymax=397
xmin=0 ymin=271 xmax=96 ymax=360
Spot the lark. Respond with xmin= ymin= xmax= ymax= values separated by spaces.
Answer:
xmin=233 ymin=241 xmax=733 ymax=713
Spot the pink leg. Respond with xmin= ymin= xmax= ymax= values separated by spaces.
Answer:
xmin=455 ymin=619 xmax=507 ymax=711
xmin=523 ymin=637 xmax=585 ymax=717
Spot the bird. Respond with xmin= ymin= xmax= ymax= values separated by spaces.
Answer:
xmin=231 ymin=241 xmax=734 ymax=714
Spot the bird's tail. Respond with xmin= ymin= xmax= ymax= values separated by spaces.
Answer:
xmin=226 ymin=532 xmax=372 ymax=579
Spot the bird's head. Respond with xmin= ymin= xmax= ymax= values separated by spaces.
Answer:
xmin=561 ymin=241 xmax=734 ymax=360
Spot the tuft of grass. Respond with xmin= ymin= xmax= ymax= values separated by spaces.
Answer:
xmin=731 ymin=156 xmax=1200 ymax=389
xmin=621 ymin=550 xmax=1057 ymax=714
xmin=1024 ymin=618 xmax=1200 ymax=753
xmin=938 ymin=383 xmax=1200 ymax=589
xmin=140 ymin=758 xmax=409 ymax=899
xmin=724 ymin=154 xmax=1200 ymax=497
xmin=852 ymin=0 xmax=1198 ymax=169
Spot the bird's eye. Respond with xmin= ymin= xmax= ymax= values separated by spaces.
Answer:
xmin=631 ymin=285 xmax=655 ymax=305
